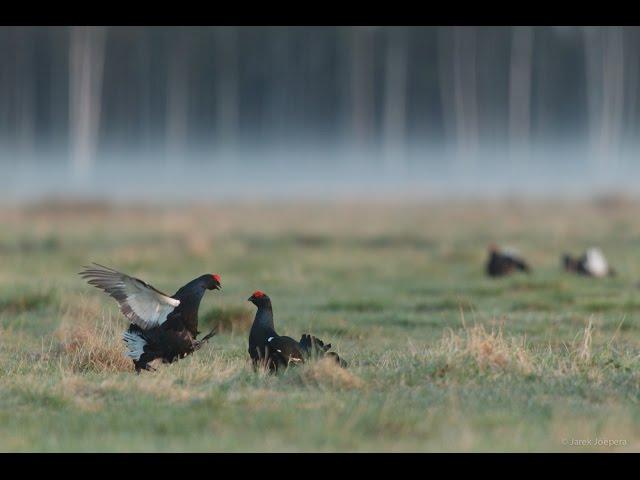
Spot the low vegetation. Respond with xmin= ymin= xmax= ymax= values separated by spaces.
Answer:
xmin=0 ymin=200 xmax=639 ymax=451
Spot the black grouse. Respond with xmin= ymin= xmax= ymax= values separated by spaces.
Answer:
xmin=562 ymin=247 xmax=616 ymax=278
xmin=247 ymin=290 xmax=347 ymax=371
xmin=79 ymin=263 xmax=221 ymax=372
xmin=486 ymin=244 xmax=531 ymax=277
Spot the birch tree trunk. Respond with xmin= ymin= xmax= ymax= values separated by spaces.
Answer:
xmin=214 ymin=27 xmax=239 ymax=152
xmin=69 ymin=26 xmax=107 ymax=179
xmin=600 ymin=27 xmax=625 ymax=167
xmin=583 ymin=26 xmax=625 ymax=170
xmin=508 ymin=26 xmax=534 ymax=154
xmin=16 ymin=28 xmax=35 ymax=156
xmin=165 ymin=30 xmax=189 ymax=163
xmin=623 ymin=26 xmax=639 ymax=145
xmin=383 ymin=27 xmax=408 ymax=171
xmin=437 ymin=27 xmax=455 ymax=151
xmin=452 ymin=27 xmax=479 ymax=165
xmin=349 ymin=27 xmax=375 ymax=152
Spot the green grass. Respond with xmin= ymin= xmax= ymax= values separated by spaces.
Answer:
xmin=1 ymin=200 xmax=639 ymax=451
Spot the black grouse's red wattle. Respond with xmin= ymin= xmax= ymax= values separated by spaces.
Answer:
xmin=486 ymin=244 xmax=531 ymax=277
xmin=79 ymin=263 xmax=221 ymax=372
xmin=247 ymin=290 xmax=347 ymax=371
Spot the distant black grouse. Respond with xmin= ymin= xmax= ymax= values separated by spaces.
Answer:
xmin=486 ymin=244 xmax=531 ymax=277
xmin=247 ymin=290 xmax=347 ymax=371
xmin=80 ymin=263 xmax=221 ymax=372
xmin=562 ymin=247 xmax=616 ymax=278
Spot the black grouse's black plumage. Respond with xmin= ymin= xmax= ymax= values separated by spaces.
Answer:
xmin=79 ymin=264 xmax=221 ymax=372
xmin=563 ymin=254 xmax=588 ymax=275
xmin=486 ymin=244 xmax=530 ymax=277
xmin=247 ymin=290 xmax=347 ymax=371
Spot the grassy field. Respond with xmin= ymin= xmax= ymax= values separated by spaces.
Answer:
xmin=1 ymin=198 xmax=639 ymax=452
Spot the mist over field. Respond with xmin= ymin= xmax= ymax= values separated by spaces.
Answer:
xmin=5 ymin=146 xmax=640 ymax=203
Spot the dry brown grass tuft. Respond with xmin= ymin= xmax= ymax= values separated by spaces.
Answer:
xmin=438 ymin=324 xmax=534 ymax=375
xmin=60 ymin=325 xmax=132 ymax=373
xmin=431 ymin=319 xmax=616 ymax=381
xmin=295 ymin=357 xmax=364 ymax=390
xmin=575 ymin=318 xmax=594 ymax=364
xmin=57 ymin=308 xmax=132 ymax=373
xmin=554 ymin=319 xmax=603 ymax=379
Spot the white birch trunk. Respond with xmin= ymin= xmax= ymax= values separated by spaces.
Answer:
xmin=383 ymin=27 xmax=408 ymax=171
xmin=69 ymin=26 xmax=107 ymax=179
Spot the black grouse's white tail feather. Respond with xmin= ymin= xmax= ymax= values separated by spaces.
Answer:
xmin=122 ymin=329 xmax=147 ymax=361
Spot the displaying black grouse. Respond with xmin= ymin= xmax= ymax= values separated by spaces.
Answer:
xmin=79 ymin=263 xmax=221 ymax=372
xmin=562 ymin=247 xmax=616 ymax=278
xmin=247 ymin=290 xmax=347 ymax=371
xmin=486 ymin=244 xmax=531 ymax=277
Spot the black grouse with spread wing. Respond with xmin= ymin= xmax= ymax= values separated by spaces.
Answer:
xmin=247 ymin=290 xmax=347 ymax=371
xmin=486 ymin=244 xmax=531 ymax=277
xmin=79 ymin=263 xmax=221 ymax=372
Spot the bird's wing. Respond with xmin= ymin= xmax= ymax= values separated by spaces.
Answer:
xmin=79 ymin=263 xmax=180 ymax=330
xmin=267 ymin=336 xmax=305 ymax=364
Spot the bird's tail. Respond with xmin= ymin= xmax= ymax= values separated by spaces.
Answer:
xmin=193 ymin=326 xmax=218 ymax=351
xmin=299 ymin=334 xmax=347 ymax=368
xmin=200 ymin=326 xmax=218 ymax=343
xmin=326 ymin=351 xmax=348 ymax=368
xmin=299 ymin=334 xmax=331 ymax=356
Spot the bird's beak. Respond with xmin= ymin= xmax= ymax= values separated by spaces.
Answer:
xmin=247 ymin=296 xmax=253 ymax=302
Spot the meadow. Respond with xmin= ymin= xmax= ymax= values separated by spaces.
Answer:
xmin=1 ymin=198 xmax=639 ymax=452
